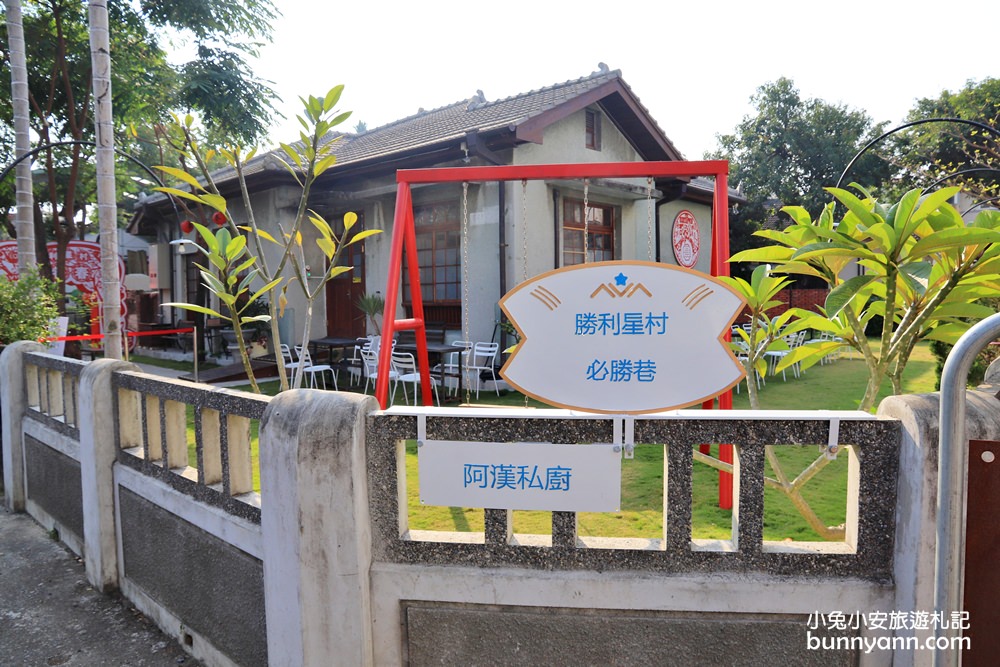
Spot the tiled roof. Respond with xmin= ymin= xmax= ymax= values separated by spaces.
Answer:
xmin=330 ymin=65 xmax=633 ymax=165
xmin=142 ymin=65 xmax=687 ymax=205
xmin=233 ymin=65 xmax=676 ymax=178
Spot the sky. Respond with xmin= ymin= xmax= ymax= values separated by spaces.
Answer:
xmin=250 ymin=0 xmax=997 ymax=159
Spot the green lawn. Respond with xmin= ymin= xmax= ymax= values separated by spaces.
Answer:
xmin=172 ymin=342 xmax=938 ymax=542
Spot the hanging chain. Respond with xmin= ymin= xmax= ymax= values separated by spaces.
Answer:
xmin=646 ymin=176 xmax=654 ymax=262
xmin=583 ymin=178 xmax=590 ymax=263
xmin=462 ymin=181 xmax=472 ymax=405
xmin=520 ymin=179 xmax=528 ymax=284
xmin=520 ymin=179 xmax=529 ymax=408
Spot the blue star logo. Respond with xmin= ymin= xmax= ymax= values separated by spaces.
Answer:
xmin=614 ymin=272 xmax=628 ymax=286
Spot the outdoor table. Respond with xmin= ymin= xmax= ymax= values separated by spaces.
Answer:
xmin=395 ymin=341 xmax=466 ymax=401
xmin=308 ymin=336 xmax=359 ymax=364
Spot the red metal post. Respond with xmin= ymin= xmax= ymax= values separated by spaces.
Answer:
xmin=714 ymin=171 xmax=734 ymax=510
xmin=376 ymin=183 xmax=412 ymax=408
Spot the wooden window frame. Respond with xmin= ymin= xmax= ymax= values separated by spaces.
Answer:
xmin=562 ymin=197 xmax=615 ymax=266
xmin=403 ymin=200 xmax=461 ymax=308
xmin=585 ymin=108 xmax=602 ymax=151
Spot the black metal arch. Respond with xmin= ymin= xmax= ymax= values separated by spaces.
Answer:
xmin=835 ymin=117 xmax=1000 ymax=190
xmin=0 ymin=139 xmax=166 ymax=190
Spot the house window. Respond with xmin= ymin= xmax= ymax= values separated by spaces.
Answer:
xmin=563 ymin=198 xmax=615 ymax=266
xmin=585 ymin=108 xmax=601 ymax=151
xmin=403 ymin=201 xmax=461 ymax=322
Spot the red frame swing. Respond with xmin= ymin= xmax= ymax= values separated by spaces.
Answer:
xmin=377 ymin=160 xmax=736 ymax=508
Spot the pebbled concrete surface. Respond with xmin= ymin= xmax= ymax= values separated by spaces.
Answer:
xmin=0 ymin=496 xmax=200 ymax=667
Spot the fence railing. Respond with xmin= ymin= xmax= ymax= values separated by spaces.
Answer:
xmin=368 ymin=407 xmax=900 ymax=580
xmin=112 ymin=369 xmax=270 ymax=523
xmin=23 ymin=352 xmax=86 ymax=437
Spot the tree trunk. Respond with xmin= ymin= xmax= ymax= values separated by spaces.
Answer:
xmin=5 ymin=0 xmax=36 ymax=271
xmin=89 ymin=0 xmax=122 ymax=359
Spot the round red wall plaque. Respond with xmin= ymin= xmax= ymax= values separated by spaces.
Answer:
xmin=671 ymin=210 xmax=700 ymax=268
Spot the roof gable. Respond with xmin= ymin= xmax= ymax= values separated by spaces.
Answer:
xmin=326 ymin=64 xmax=684 ymax=171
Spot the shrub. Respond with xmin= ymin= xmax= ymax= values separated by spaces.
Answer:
xmin=0 ymin=268 xmax=62 ymax=345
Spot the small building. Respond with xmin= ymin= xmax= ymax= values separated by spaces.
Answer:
xmin=130 ymin=65 xmax=743 ymax=351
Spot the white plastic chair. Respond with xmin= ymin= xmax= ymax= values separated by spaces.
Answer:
xmin=361 ymin=348 xmax=399 ymax=403
xmin=393 ymin=351 xmax=440 ymax=406
xmin=292 ymin=346 xmax=337 ymax=390
xmin=435 ymin=339 xmax=472 ymax=396
xmin=466 ymin=342 xmax=500 ymax=398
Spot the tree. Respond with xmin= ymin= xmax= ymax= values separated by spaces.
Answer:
xmin=4 ymin=0 xmax=35 ymax=270
xmin=732 ymin=185 xmax=1000 ymax=411
xmin=719 ymin=264 xmax=807 ymax=410
xmin=710 ymin=78 xmax=891 ymax=278
xmin=0 ymin=0 xmax=279 ymax=302
xmin=88 ymin=0 xmax=120 ymax=358
xmin=158 ymin=88 xmax=382 ymax=393
xmin=892 ymin=78 xmax=1000 ymax=202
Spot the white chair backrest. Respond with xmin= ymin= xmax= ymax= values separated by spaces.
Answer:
xmin=280 ymin=343 xmax=294 ymax=364
xmin=447 ymin=340 xmax=473 ymax=364
xmin=472 ymin=342 xmax=498 ymax=365
xmin=391 ymin=351 xmax=417 ymax=374
xmin=360 ymin=348 xmax=379 ymax=376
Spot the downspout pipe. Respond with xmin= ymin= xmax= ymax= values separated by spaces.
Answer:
xmin=934 ymin=312 xmax=1000 ymax=666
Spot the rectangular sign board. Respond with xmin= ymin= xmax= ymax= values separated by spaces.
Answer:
xmin=418 ymin=440 xmax=622 ymax=512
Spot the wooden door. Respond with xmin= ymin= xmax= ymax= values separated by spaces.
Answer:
xmin=325 ymin=211 xmax=367 ymax=338
xmin=962 ymin=439 xmax=1000 ymax=664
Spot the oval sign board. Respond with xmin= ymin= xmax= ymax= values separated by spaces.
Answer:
xmin=500 ymin=261 xmax=746 ymax=414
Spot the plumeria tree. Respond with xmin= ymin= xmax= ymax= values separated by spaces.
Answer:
xmin=719 ymin=264 xmax=812 ymax=410
xmin=155 ymin=87 xmax=380 ymax=392
xmin=732 ymin=185 xmax=1000 ymax=411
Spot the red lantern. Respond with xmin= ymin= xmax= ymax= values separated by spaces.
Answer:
xmin=180 ymin=220 xmax=194 ymax=234
xmin=212 ymin=211 xmax=227 ymax=226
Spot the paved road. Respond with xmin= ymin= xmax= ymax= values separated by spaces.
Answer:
xmin=0 ymin=496 xmax=199 ymax=667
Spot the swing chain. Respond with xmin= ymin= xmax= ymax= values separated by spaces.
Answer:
xmin=646 ymin=176 xmax=654 ymax=262
xmin=462 ymin=181 xmax=472 ymax=405
xmin=583 ymin=178 xmax=590 ymax=264
xmin=520 ymin=179 xmax=528 ymax=283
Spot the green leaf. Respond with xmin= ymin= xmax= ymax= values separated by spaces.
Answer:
xmin=317 ymin=237 xmax=336 ymax=260
xmin=728 ymin=246 xmax=795 ymax=263
xmin=240 ymin=315 xmax=272 ymax=324
xmin=780 ymin=206 xmax=812 ymax=226
xmin=923 ymin=323 xmax=971 ymax=344
xmin=323 ymin=85 xmax=345 ymax=111
xmin=910 ymin=228 xmax=1000 ymax=257
xmin=154 ymin=186 xmax=208 ymax=207
xmin=344 ymin=229 xmax=382 ymax=246
xmin=326 ymin=265 xmax=353 ymax=280
xmin=280 ymin=143 xmax=303 ymax=169
xmin=199 ymin=270 xmax=226 ymax=295
xmin=161 ymin=303 xmax=226 ymax=320
xmin=860 ymin=222 xmax=897 ymax=254
xmin=911 ymin=187 xmax=961 ymax=226
xmin=890 ymin=188 xmax=921 ymax=237
xmin=825 ymin=274 xmax=876 ymax=317
xmin=972 ymin=210 xmax=1000 ymax=230
xmin=308 ymin=213 xmax=334 ymax=240
xmin=329 ymin=111 xmax=352 ymax=127
xmin=247 ymin=277 xmax=283 ymax=306
xmin=155 ymin=165 xmax=205 ymax=192
xmin=225 ymin=235 xmax=247 ymax=261
xmin=192 ymin=222 xmax=218 ymax=255
xmin=930 ymin=302 xmax=996 ymax=320
xmin=826 ymin=187 xmax=881 ymax=229
xmin=240 ymin=226 xmax=280 ymax=244
xmin=201 ymin=193 xmax=227 ymax=214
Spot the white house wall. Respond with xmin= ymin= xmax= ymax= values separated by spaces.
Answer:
xmin=657 ymin=199 xmax=714 ymax=274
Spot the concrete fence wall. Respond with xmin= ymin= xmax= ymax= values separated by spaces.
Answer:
xmin=5 ymin=342 xmax=994 ymax=665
